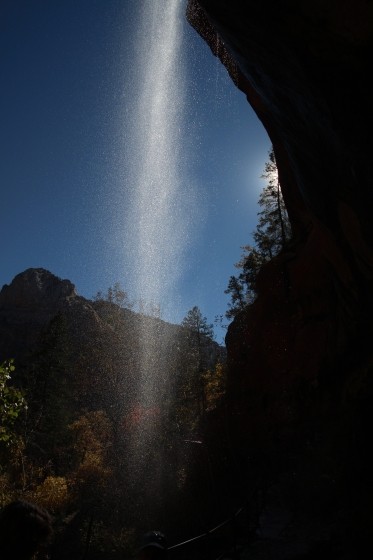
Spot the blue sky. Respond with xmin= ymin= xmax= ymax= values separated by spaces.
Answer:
xmin=1 ymin=0 xmax=271 ymax=344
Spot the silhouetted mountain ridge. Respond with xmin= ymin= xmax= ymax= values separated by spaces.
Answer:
xmin=0 ymin=268 xmax=225 ymax=368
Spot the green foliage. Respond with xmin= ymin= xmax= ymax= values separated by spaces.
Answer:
xmin=23 ymin=313 xmax=75 ymax=468
xmin=0 ymin=360 xmax=25 ymax=444
xmin=255 ymin=148 xmax=291 ymax=258
xmin=181 ymin=306 xmax=214 ymax=339
xmin=224 ymin=274 xmax=249 ymax=320
xmin=177 ymin=307 xmax=219 ymax=425
xmin=225 ymin=147 xmax=292 ymax=319
xmin=0 ymin=297 xmax=226 ymax=556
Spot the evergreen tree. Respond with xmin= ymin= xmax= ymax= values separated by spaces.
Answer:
xmin=179 ymin=307 xmax=215 ymax=422
xmin=225 ymin=147 xmax=292 ymax=319
xmin=224 ymin=276 xmax=246 ymax=320
xmin=23 ymin=313 xmax=75 ymax=472
xmin=254 ymin=148 xmax=291 ymax=258
xmin=181 ymin=306 xmax=214 ymax=340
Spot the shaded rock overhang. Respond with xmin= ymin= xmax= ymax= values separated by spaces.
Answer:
xmin=187 ymin=0 xmax=373 ymax=352
xmin=186 ymin=6 xmax=373 ymax=548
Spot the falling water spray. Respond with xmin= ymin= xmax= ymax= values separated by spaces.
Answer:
xmin=130 ymin=0 xmax=187 ymax=394
xmin=131 ymin=0 xmax=187 ymax=302
xmin=124 ymin=0 xmax=190 ymax=509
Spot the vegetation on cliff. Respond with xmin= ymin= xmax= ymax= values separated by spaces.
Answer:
xmin=225 ymin=148 xmax=292 ymax=319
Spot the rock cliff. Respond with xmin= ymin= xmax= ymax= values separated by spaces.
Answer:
xmin=0 ymin=268 xmax=107 ymax=364
xmin=0 ymin=267 xmax=224 ymax=372
xmin=188 ymin=0 xmax=373 ymax=555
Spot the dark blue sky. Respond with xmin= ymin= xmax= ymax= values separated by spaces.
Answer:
xmin=1 ymin=0 xmax=270 ymax=344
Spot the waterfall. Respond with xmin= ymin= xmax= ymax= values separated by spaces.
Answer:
xmin=130 ymin=0 xmax=187 ymax=311
xmin=124 ymin=0 xmax=189 ymax=516
xmin=128 ymin=0 xmax=188 ymax=397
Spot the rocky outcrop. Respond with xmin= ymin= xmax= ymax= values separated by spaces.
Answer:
xmin=0 ymin=268 xmax=76 ymax=306
xmin=0 ymin=268 xmax=112 ymax=364
xmin=187 ymin=1 xmax=373 ymax=323
xmin=188 ymin=0 xmax=373 ymax=554
xmin=0 ymin=268 xmax=225 ymax=369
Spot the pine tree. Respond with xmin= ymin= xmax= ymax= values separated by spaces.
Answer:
xmin=24 ymin=313 xmax=75 ymax=471
xmin=254 ymin=148 xmax=291 ymax=258
xmin=225 ymin=147 xmax=292 ymax=319
xmin=178 ymin=307 xmax=215 ymax=424
xmin=181 ymin=306 xmax=214 ymax=340
xmin=224 ymin=275 xmax=246 ymax=320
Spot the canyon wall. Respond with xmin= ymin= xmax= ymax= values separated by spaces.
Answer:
xmin=188 ymin=0 xmax=373 ymax=552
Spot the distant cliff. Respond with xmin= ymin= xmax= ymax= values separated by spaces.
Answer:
xmin=0 ymin=269 xmax=227 ymax=548
xmin=0 ymin=268 xmax=108 ymax=365
xmin=0 ymin=268 xmax=225 ymax=369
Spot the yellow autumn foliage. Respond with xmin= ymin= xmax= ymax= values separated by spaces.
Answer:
xmin=33 ymin=475 xmax=70 ymax=512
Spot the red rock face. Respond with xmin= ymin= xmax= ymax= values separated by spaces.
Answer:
xmin=188 ymin=1 xmax=373 ymax=543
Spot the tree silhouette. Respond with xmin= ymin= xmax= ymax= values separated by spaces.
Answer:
xmin=225 ymin=147 xmax=292 ymax=319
